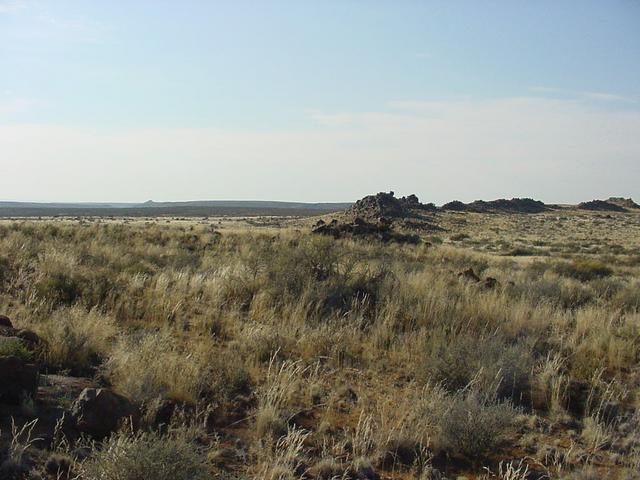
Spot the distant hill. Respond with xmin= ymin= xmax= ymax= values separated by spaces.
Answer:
xmin=0 ymin=200 xmax=352 ymax=217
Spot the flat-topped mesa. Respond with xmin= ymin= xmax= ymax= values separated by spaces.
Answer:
xmin=348 ymin=191 xmax=437 ymax=219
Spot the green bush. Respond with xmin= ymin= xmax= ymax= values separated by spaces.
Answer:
xmin=79 ymin=426 xmax=210 ymax=480
xmin=438 ymin=392 xmax=516 ymax=460
xmin=0 ymin=337 xmax=33 ymax=361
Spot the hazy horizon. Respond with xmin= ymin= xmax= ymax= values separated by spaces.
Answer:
xmin=2 ymin=1 xmax=639 ymax=204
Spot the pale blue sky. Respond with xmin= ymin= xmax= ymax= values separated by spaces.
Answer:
xmin=1 ymin=0 xmax=639 ymax=202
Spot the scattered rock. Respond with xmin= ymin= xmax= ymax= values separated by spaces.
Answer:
xmin=15 ymin=329 xmax=43 ymax=349
xmin=377 ymin=439 xmax=420 ymax=468
xmin=565 ymin=379 xmax=590 ymax=416
xmin=70 ymin=388 xmax=139 ymax=439
xmin=312 ymin=218 xmax=420 ymax=244
xmin=458 ymin=268 xmax=481 ymax=282
xmin=307 ymin=459 xmax=345 ymax=479
xmin=0 ymin=314 xmax=13 ymax=328
xmin=483 ymin=277 xmax=499 ymax=289
xmin=350 ymin=459 xmax=380 ymax=480
xmin=0 ymin=356 xmax=39 ymax=404
xmin=0 ymin=317 xmax=43 ymax=353
xmin=44 ymin=453 xmax=73 ymax=479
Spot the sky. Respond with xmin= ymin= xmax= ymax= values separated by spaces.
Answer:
xmin=1 ymin=0 xmax=639 ymax=204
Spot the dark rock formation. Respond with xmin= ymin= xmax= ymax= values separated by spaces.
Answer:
xmin=606 ymin=197 xmax=640 ymax=209
xmin=578 ymin=200 xmax=627 ymax=212
xmin=312 ymin=218 xmax=420 ymax=244
xmin=348 ymin=192 xmax=436 ymax=219
xmin=70 ymin=388 xmax=139 ymax=439
xmin=0 ymin=356 xmax=39 ymax=404
xmin=458 ymin=268 xmax=481 ymax=282
xmin=442 ymin=198 xmax=547 ymax=214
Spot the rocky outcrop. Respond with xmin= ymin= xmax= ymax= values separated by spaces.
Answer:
xmin=442 ymin=198 xmax=547 ymax=214
xmin=578 ymin=200 xmax=627 ymax=212
xmin=0 ymin=356 xmax=39 ymax=404
xmin=70 ymin=388 xmax=139 ymax=439
xmin=348 ymin=192 xmax=437 ymax=220
xmin=605 ymin=197 xmax=640 ymax=210
xmin=312 ymin=218 xmax=420 ymax=244
xmin=457 ymin=268 xmax=499 ymax=290
xmin=0 ymin=315 xmax=43 ymax=350
xmin=0 ymin=315 xmax=41 ymax=404
xmin=0 ymin=314 xmax=12 ymax=328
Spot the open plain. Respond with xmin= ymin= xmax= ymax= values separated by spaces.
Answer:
xmin=1 ymin=195 xmax=639 ymax=480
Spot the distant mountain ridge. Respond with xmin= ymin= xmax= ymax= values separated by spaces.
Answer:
xmin=0 ymin=200 xmax=353 ymax=218
xmin=0 ymin=200 xmax=353 ymax=210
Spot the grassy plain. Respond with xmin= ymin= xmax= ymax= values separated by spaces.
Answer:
xmin=0 ymin=209 xmax=639 ymax=479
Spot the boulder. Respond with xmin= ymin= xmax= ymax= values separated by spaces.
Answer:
xmin=0 ymin=314 xmax=13 ymax=328
xmin=70 ymin=388 xmax=139 ymax=439
xmin=0 ymin=356 xmax=39 ymax=404
xmin=483 ymin=277 xmax=499 ymax=289
xmin=458 ymin=268 xmax=480 ymax=282
xmin=15 ymin=329 xmax=43 ymax=349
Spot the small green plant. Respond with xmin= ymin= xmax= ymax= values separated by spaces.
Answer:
xmin=0 ymin=337 xmax=33 ymax=361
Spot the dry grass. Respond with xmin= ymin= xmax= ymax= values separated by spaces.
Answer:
xmin=0 ymin=211 xmax=638 ymax=478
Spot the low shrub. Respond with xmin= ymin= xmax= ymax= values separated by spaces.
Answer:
xmin=554 ymin=259 xmax=613 ymax=282
xmin=39 ymin=307 xmax=116 ymax=374
xmin=437 ymin=392 xmax=516 ymax=460
xmin=79 ymin=425 xmax=210 ymax=480
xmin=35 ymin=272 xmax=82 ymax=306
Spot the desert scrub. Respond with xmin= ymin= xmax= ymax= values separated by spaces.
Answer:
xmin=437 ymin=391 xmax=517 ymax=460
xmin=35 ymin=272 xmax=82 ymax=306
xmin=421 ymin=331 xmax=534 ymax=404
xmin=78 ymin=425 xmax=210 ymax=480
xmin=104 ymin=331 xmax=232 ymax=404
xmin=255 ymin=359 xmax=311 ymax=439
xmin=554 ymin=259 xmax=613 ymax=282
xmin=37 ymin=307 xmax=117 ymax=374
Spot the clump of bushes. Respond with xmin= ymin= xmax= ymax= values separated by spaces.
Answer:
xmin=35 ymin=272 xmax=81 ymax=306
xmin=438 ymin=391 xmax=517 ymax=460
xmin=38 ymin=307 xmax=116 ymax=374
xmin=34 ymin=270 xmax=118 ymax=308
xmin=79 ymin=425 xmax=210 ymax=480
xmin=555 ymin=259 xmax=613 ymax=282
xmin=422 ymin=332 xmax=534 ymax=405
